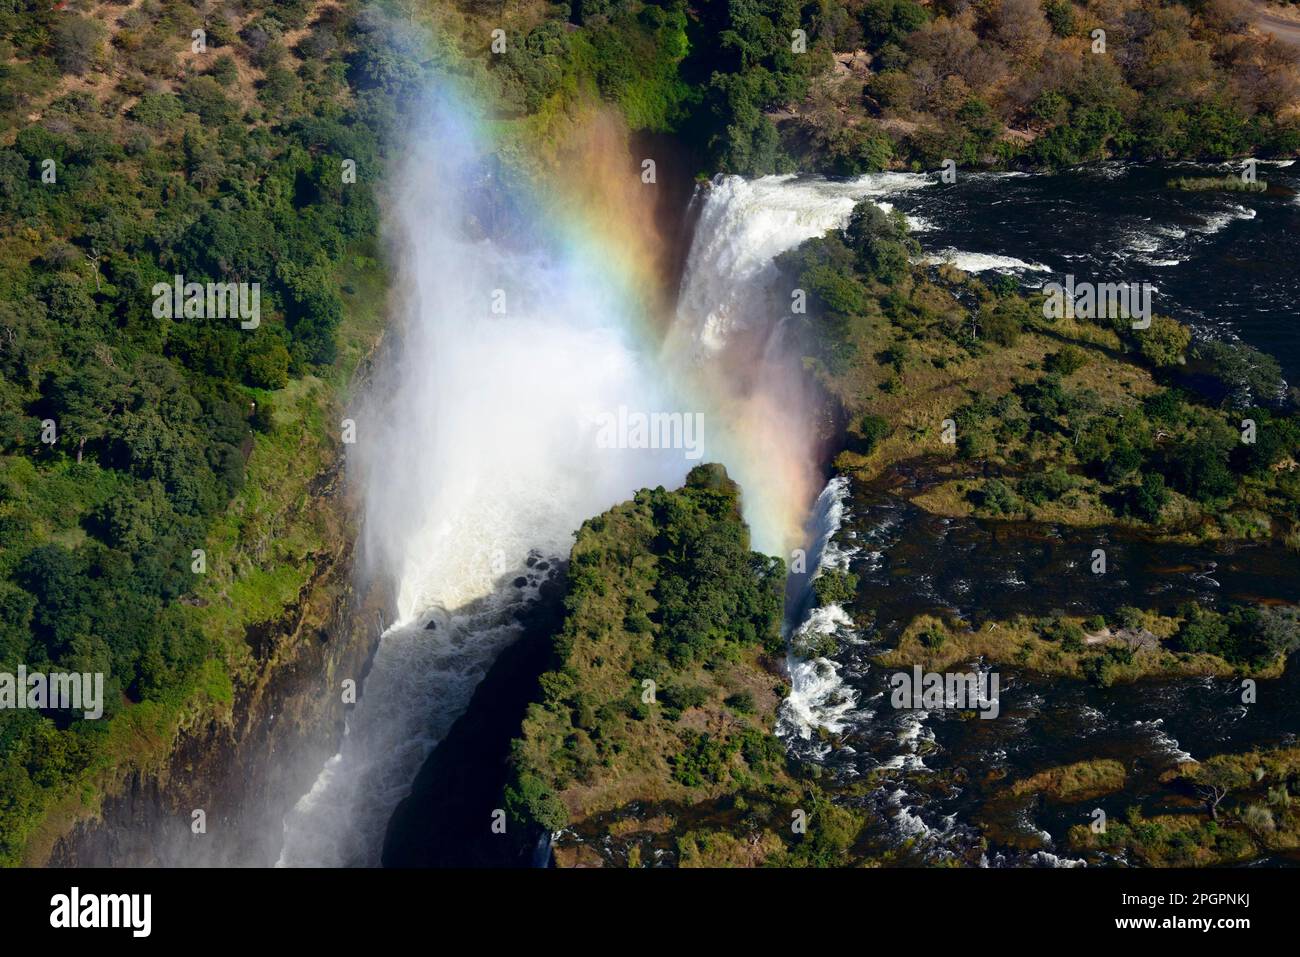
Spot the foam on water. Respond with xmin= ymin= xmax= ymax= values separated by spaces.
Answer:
xmin=776 ymin=476 xmax=872 ymax=744
xmin=665 ymin=174 xmax=927 ymax=553
xmin=921 ymin=248 xmax=1052 ymax=274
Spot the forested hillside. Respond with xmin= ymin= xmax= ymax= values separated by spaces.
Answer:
xmin=0 ymin=0 xmax=406 ymax=863
xmin=459 ymin=0 xmax=1300 ymax=173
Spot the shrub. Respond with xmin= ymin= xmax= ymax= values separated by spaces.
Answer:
xmin=1242 ymin=804 xmax=1275 ymax=835
xmin=857 ymin=413 xmax=890 ymax=454
xmin=129 ymin=93 xmax=183 ymax=130
xmin=180 ymin=76 xmax=240 ymax=125
xmin=812 ymin=568 xmax=858 ymax=607
xmin=975 ymin=478 xmax=1019 ymax=515
xmin=725 ymin=691 xmax=755 ymax=714
xmin=504 ymin=771 xmax=569 ymax=832
xmin=1044 ymin=345 xmax=1088 ymax=375
xmin=208 ymin=55 xmax=239 ymax=87
xmin=1134 ymin=317 xmax=1191 ymax=368
xmin=1126 ymin=472 xmax=1169 ymax=522
xmin=244 ymin=339 xmax=290 ymax=390
xmin=918 ymin=624 xmax=947 ymax=649
xmin=1115 ymin=606 xmax=1144 ymax=630
xmin=1018 ymin=468 xmax=1077 ymax=505
xmin=54 ymin=16 xmax=106 ymax=76
xmin=672 ymin=732 xmax=736 ymax=787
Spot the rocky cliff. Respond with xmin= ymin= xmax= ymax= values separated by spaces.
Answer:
xmin=45 ymin=455 xmax=389 ymax=867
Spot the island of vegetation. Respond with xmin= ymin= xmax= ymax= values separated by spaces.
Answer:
xmin=499 ymin=464 xmax=876 ymax=867
xmin=1167 ymin=174 xmax=1269 ymax=192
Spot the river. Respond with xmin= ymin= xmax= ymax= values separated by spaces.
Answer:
xmin=773 ymin=160 xmax=1300 ymax=865
xmin=276 ymin=150 xmax=1298 ymax=866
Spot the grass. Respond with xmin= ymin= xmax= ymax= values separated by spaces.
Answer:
xmin=832 ymin=303 xmax=1149 ymax=480
xmin=1010 ymin=759 xmax=1127 ymax=801
xmin=824 ymin=280 xmax=1295 ymax=548
xmin=1069 ymin=747 xmax=1300 ymax=866
xmin=1167 ymin=175 xmax=1267 ymax=193
xmin=872 ymin=611 xmax=1283 ymax=683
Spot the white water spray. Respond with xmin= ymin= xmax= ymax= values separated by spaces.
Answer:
xmin=276 ymin=98 xmax=691 ymax=866
xmin=665 ymin=172 xmax=928 ymax=555
xmin=276 ymin=128 xmax=923 ymax=863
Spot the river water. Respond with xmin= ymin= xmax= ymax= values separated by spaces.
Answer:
xmin=781 ymin=469 xmax=1299 ymax=866
xmin=887 ymin=160 xmax=1300 ymax=382
xmin=277 ymin=153 xmax=1297 ymax=866
xmin=772 ymin=162 xmax=1300 ymax=866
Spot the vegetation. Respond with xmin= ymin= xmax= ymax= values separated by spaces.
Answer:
xmin=812 ymin=567 xmax=859 ymax=606
xmin=873 ymin=605 xmax=1290 ymax=685
xmin=1070 ymin=747 xmax=1300 ymax=866
xmin=506 ymin=464 xmax=785 ymax=817
xmin=0 ymin=0 xmax=409 ymax=864
xmin=1009 ymin=758 xmax=1127 ymax=801
xmin=775 ymin=195 xmax=1300 ymax=548
xmin=1167 ymin=175 xmax=1268 ymax=192
xmin=1170 ymin=602 xmax=1300 ymax=666
xmin=3 ymin=0 xmax=1298 ymax=869
xmin=417 ymin=0 xmax=1300 ymax=176
xmin=504 ymin=465 xmax=873 ymax=865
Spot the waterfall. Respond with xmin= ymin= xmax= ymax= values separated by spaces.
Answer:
xmin=275 ymin=135 xmax=924 ymax=864
xmin=275 ymin=96 xmax=692 ymax=866
xmin=663 ymin=172 xmax=929 ymax=556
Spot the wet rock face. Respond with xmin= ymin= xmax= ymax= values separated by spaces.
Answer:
xmin=381 ymin=565 xmax=567 ymax=869
xmin=46 ymin=485 xmax=390 ymax=868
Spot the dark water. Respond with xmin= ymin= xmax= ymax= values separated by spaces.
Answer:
xmin=857 ymin=463 xmax=1298 ymax=639
xmin=887 ymin=162 xmax=1300 ymax=383
xmin=789 ymin=165 xmax=1300 ymax=864
xmin=790 ymin=473 xmax=1300 ymax=866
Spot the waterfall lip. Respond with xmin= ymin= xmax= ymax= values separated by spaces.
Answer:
xmin=281 ymin=134 xmax=945 ymax=863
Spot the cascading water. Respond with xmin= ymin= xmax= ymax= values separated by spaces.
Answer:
xmin=276 ymin=96 xmax=693 ymax=866
xmin=664 ymin=172 xmax=929 ymax=556
xmin=663 ymin=173 xmax=939 ymax=752
xmin=275 ymin=111 xmax=931 ymax=863
xmin=777 ymin=476 xmax=863 ymax=751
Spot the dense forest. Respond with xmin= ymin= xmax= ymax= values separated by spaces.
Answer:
xmin=2 ymin=0 xmax=1299 ymax=865
xmin=0 ymin=0 xmax=413 ymax=863
xmin=470 ymin=0 xmax=1300 ymax=172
